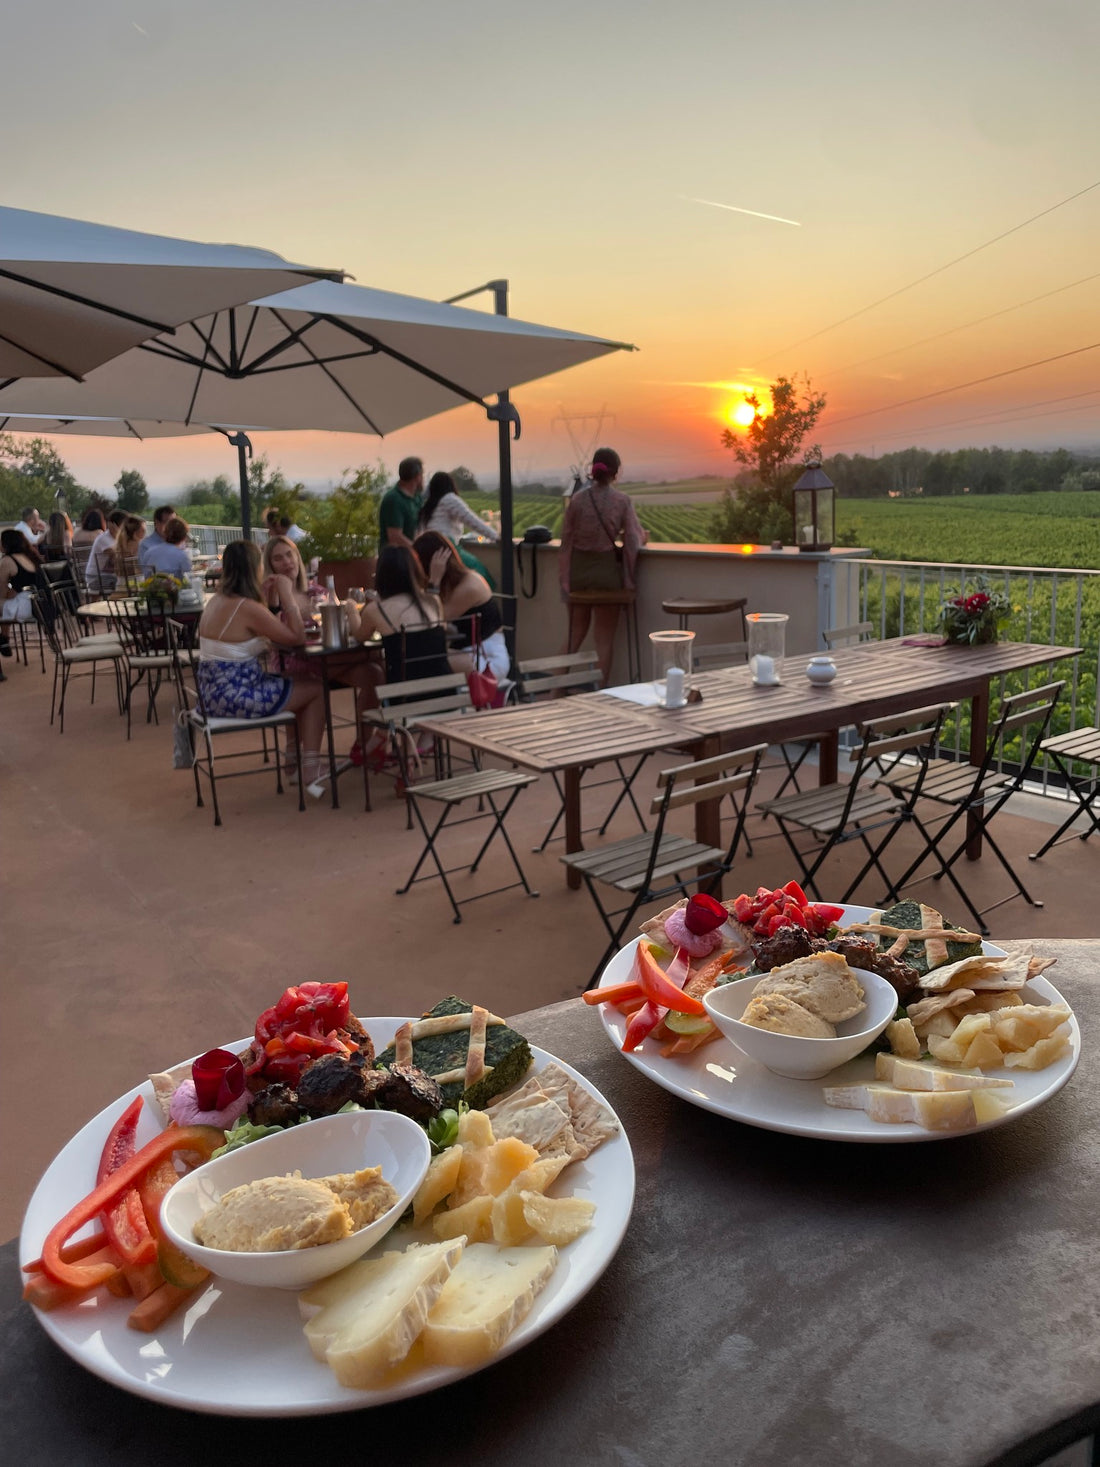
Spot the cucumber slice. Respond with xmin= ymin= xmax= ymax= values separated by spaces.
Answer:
xmin=666 ymin=1011 xmax=713 ymax=1036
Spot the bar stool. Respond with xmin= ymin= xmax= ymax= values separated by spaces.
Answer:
xmin=567 ymin=590 xmax=641 ymax=682
xmin=661 ymin=596 xmax=748 ymax=640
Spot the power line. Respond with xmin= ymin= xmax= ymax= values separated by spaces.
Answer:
xmin=754 ymin=177 xmax=1100 ymax=365
xmin=824 ymin=342 xmax=1100 ymax=427
xmin=830 ymin=272 xmax=1100 ymax=376
xmin=825 ymin=388 xmax=1100 ymax=450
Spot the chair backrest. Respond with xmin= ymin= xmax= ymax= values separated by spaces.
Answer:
xmin=375 ymin=670 xmax=472 ymax=727
xmin=167 ymin=619 xmax=201 ymax=715
xmin=693 ymin=640 xmax=749 ymax=673
xmin=381 ymin=623 xmax=452 ymax=684
xmin=68 ymin=544 xmax=94 ymax=599
xmin=115 ymin=555 xmax=142 ymax=594
xmin=846 ymin=703 xmax=956 ymax=819
xmin=823 ymin=620 xmax=874 ymax=649
xmin=981 ymin=681 xmax=1064 ymax=784
xmin=517 ymin=651 xmax=601 ymax=699
xmin=30 ymin=591 xmax=64 ymax=656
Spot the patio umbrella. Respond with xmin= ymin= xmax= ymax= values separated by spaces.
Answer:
xmin=0 ymin=204 xmax=343 ymax=383
xmin=0 ymin=278 xmax=635 ymax=566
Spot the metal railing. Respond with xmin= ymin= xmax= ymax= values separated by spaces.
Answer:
xmin=187 ymin=525 xmax=266 ymax=554
xmin=837 ymin=557 xmax=1099 ymax=792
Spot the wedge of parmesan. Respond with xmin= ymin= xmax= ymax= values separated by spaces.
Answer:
xmin=823 ymin=1083 xmax=1010 ymax=1131
xmin=300 ymin=1237 xmax=465 ymax=1388
xmin=875 ymin=1053 xmax=1013 ymax=1091
xmin=420 ymin=1242 xmax=557 ymax=1367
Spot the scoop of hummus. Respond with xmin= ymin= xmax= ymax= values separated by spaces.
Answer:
xmin=740 ymin=994 xmax=835 ymax=1038
xmin=194 ymin=1173 xmax=351 ymax=1252
xmin=751 ymin=953 xmax=866 ymax=1025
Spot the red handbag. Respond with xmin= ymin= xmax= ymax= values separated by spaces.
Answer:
xmin=466 ymin=667 xmax=504 ymax=709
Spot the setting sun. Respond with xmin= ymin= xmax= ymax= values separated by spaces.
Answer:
xmin=729 ymin=400 xmax=757 ymax=428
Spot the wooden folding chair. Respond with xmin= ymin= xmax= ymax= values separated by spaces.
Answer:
xmin=756 ymin=703 xmax=956 ymax=904
xmin=1029 ymin=725 xmax=1100 ymax=859
xmin=371 ymin=672 xmax=540 ymax=922
xmin=882 ymin=682 xmax=1063 ymax=933
xmin=562 ymin=742 xmax=766 ymax=988
xmin=823 ymin=620 xmax=874 ymax=649
xmin=516 ymin=651 xmax=648 ymax=850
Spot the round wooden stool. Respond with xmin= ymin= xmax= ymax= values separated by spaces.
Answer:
xmin=661 ymin=596 xmax=748 ymax=640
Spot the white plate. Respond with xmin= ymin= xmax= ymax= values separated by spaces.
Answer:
xmin=20 ymin=1019 xmax=635 ymax=1416
xmin=596 ymin=905 xmax=1080 ymax=1143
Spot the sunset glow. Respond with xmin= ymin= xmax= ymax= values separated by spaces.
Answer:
xmin=729 ymin=401 xmax=757 ymax=428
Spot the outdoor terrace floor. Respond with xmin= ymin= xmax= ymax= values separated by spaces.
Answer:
xmin=4 ymin=648 xmax=1099 ymax=1242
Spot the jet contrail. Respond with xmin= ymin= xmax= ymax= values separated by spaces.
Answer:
xmin=684 ymin=196 xmax=802 ymax=227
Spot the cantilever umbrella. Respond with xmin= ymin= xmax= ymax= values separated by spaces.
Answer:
xmin=0 ymin=205 xmax=343 ymax=384
xmin=0 ymin=278 xmax=635 ymax=567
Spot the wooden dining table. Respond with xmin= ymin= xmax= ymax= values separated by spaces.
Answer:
xmin=415 ymin=640 xmax=1081 ymax=888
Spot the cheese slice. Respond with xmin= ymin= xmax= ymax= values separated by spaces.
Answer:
xmin=300 ymin=1238 xmax=465 ymax=1388
xmin=421 ymin=1243 xmax=557 ymax=1367
xmin=875 ymin=1053 xmax=1013 ymax=1091
xmin=823 ymin=1083 xmax=1010 ymax=1131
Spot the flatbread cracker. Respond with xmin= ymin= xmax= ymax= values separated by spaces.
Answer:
xmin=483 ymin=1085 xmax=583 ymax=1162
xmin=917 ymin=953 xmax=1030 ymax=992
xmin=535 ymin=1062 xmax=620 ymax=1156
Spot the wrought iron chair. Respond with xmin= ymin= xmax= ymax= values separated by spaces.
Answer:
xmin=168 ymin=620 xmax=304 ymax=827
xmin=32 ymin=590 xmax=127 ymax=732
xmin=756 ymin=702 xmax=956 ymax=904
xmin=516 ymin=651 xmax=648 ymax=851
xmin=563 ymin=742 xmax=766 ymax=987
xmin=881 ymin=681 xmax=1064 ymax=933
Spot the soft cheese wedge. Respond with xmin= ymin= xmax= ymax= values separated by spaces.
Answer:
xmin=421 ymin=1242 xmax=558 ymax=1367
xmin=874 ymin=1053 xmax=1014 ymax=1091
xmin=823 ymin=1083 xmax=1011 ymax=1131
xmin=300 ymin=1237 xmax=465 ymax=1388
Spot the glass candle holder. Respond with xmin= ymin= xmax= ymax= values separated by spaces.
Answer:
xmin=650 ymin=629 xmax=694 ymax=707
xmin=746 ymin=612 xmax=788 ymax=685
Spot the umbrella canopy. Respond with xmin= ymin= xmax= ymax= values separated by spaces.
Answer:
xmin=0 ymin=277 xmax=633 ymax=431
xmin=0 ymin=205 xmax=342 ymax=383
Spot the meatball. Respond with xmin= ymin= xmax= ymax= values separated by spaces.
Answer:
xmin=296 ymin=1054 xmax=372 ymax=1117
xmin=373 ymin=1064 xmax=445 ymax=1125
xmin=823 ymin=935 xmax=879 ymax=970
xmin=247 ymin=1083 xmax=302 ymax=1128
xmin=751 ymin=924 xmax=817 ymax=971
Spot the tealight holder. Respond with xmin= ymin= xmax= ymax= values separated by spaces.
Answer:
xmin=650 ymin=629 xmax=694 ymax=708
xmin=747 ymin=613 xmax=788 ymax=685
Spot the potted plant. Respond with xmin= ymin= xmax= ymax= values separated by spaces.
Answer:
xmin=940 ymin=576 xmax=1011 ymax=645
xmin=297 ymin=465 xmax=385 ymax=597
xmin=138 ymin=572 xmax=186 ymax=610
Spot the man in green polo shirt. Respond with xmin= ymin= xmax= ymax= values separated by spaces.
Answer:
xmin=378 ymin=457 xmax=425 ymax=548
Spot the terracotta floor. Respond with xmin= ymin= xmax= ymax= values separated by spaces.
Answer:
xmin=4 ymin=645 xmax=1098 ymax=1242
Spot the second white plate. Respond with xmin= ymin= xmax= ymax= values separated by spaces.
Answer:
xmin=595 ymin=905 xmax=1080 ymax=1143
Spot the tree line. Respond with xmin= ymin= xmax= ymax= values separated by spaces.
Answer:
xmin=821 ymin=445 xmax=1100 ymax=499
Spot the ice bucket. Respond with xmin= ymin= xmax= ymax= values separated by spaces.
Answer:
xmin=321 ymin=603 xmax=348 ymax=650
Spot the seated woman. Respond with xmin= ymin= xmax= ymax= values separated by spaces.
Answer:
xmin=196 ymin=540 xmax=326 ymax=791
xmin=261 ymin=534 xmax=383 ymax=761
xmin=0 ymin=529 xmax=46 ymax=658
xmin=412 ymin=530 xmax=508 ymax=680
xmin=344 ymin=544 xmax=454 ymax=685
xmin=418 ymin=470 xmax=498 ymax=586
xmin=72 ymin=509 xmax=105 ymax=549
xmin=43 ymin=512 xmax=73 ymax=558
xmin=114 ymin=515 xmax=146 ymax=590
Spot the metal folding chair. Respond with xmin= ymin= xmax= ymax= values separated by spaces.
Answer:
xmin=516 ymin=651 xmax=648 ymax=851
xmin=168 ymin=621 xmax=304 ymax=827
xmin=1029 ymin=726 xmax=1100 ymax=859
xmin=372 ymin=672 xmax=540 ymax=923
xmin=882 ymin=681 xmax=1064 ymax=933
xmin=756 ymin=702 xmax=955 ymax=904
xmin=563 ymin=742 xmax=766 ymax=987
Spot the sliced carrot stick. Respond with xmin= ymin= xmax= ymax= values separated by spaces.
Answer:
xmin=615 ymin=998 xmax=648 ymax=1018
xmin=106 ymin=1271 xmax=133 ymax=1298
xmin=23 ymin=1245 xmax=121 ymax=1310
xmin=123 ymin=1259 xmax=164 ymax=1301
xmin=23 ymin=1230 xmax=111 ymax=1273
xmin=661 ymin=1027 xmax=723 ymax=1058
xmin=582 ymin=981 xmax=642 ymax=1006
xmin=127 ymin=1281 xmax=194 ymax=1333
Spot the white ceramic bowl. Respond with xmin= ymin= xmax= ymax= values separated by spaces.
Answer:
xmin=160 ymin=1109 xmax=431 ymax=1290
xmin=703 ymin=966 xmax=898 ymax=1080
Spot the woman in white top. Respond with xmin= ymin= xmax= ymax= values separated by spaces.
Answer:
xmin=419 ymin=471 xmax=498 ymax=544
xmin=197 ymin=540 xmax=325 ymax=786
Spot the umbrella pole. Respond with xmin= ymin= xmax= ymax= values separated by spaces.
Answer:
xmin=490 ymin=282 xmax=516 ymax=658
xmin=228 ymin=431 xmax=253 ymax=540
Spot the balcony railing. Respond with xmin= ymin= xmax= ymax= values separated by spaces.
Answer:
xmin=837 ymin=557 xmax=1099 ymax=792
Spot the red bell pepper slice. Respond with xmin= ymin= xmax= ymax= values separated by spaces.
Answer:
xmin=41 ymin=1125 xmax=224 ymax=1291
xmin=633 ymin=944 xmax=707 ymax=1016
xmin=622 ymin=1000 xmax=663 ymax=1052
xmin=96 ymin=1098 xmax=157 ymax=1269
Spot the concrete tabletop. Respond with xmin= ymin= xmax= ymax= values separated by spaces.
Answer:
xmin=3 ymin=939 xmax=1098 ymax=1466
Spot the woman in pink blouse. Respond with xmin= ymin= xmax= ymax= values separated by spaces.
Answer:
xmin=559 ymin=447 xmax=646 ymax=685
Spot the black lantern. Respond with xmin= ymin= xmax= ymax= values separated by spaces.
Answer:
xmin=793 ymin=461 xmax=835 ymax=552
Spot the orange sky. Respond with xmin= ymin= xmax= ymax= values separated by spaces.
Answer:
xmin=2 ymin=0 xmax=1098 ymax=492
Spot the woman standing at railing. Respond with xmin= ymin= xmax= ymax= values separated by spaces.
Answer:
xmin=559 ymin=447 xmax=646 ymax=685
